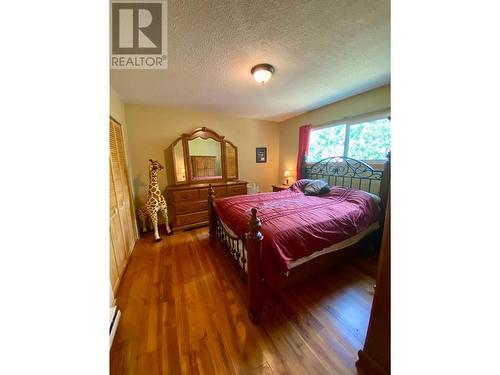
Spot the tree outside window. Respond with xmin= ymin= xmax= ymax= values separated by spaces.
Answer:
xmin=307 ymin=117 xmax=390 ymax=162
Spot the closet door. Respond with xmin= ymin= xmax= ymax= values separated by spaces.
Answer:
xmin=109 ymin=234 xmax=120 ymax=291
xmin=109 ymin=117 xmax=136 ymax=292
xmin=112 ymin=119 xmax=136 ymax=255
xmin=109 ymin=158 xmax=127 ymax=276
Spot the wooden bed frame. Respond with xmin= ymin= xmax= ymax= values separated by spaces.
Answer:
xmin=208 ymin=153 xmax=391 ymax=323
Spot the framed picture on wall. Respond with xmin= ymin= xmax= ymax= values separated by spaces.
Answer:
xmin=256 ymin=147 xmax=267 ymax=163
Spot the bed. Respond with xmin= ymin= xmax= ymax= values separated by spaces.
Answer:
xmin=207 ymin=154 xmax=390 ymax=323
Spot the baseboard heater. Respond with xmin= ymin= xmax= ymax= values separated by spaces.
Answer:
xmin=109 ymin=306 xmax=121 ymax=348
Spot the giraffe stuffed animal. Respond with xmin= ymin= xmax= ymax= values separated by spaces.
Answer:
xmin=137 ymin=206 xmax=150 ymax=233
xmin=145 ymin=159 xmax=172 ymax=241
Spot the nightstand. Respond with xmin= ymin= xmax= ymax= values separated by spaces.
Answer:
xmin=272 ymin=184 xmax=291 ymax=192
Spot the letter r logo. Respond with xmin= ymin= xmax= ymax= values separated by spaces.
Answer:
xmin=112 ymin=3 xmax=162 ymax=54
xmin=110 ymin=0 xmax=167 ymax=69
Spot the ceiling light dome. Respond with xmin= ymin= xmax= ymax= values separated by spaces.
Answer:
xmin=251 ymin=64 xmax=275 ymax=84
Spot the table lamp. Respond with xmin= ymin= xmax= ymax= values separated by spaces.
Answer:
xmin=284 ymin=170 xmax=291 ymax=185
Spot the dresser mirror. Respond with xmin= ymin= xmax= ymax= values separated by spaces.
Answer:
xmin=225 ymin=141 xmax=238 ymax=179
xmin=188 ymin=137 xmax=222 ymax=180
xmin=172 ymin=138 xmax=187 ymax=183
xmin=170 ymin=127 xmax=239 ymax=185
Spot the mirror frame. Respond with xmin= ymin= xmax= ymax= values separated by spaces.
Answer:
xmin=170 ymin=127 xmax=239 ymax=185
xmin=224 ymin=140 xmax=239 ymax=181
xmin=171 ymin=137 xmax=188 ymax=185
xmin=186 ymin=127 xmax=225 ymax=183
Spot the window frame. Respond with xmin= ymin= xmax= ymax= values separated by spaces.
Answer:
xmin=309 ymin=108 xmax=391 ymax=163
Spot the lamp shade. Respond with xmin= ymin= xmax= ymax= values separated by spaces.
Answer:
xmin=251 ymin=64 xmax=275 ymax=84
xmin=284 ymin=170 xmax=291 ymax=177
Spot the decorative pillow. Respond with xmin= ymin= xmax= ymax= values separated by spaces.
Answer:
xmin=291 ymin=179 xmax=312 ymax=193
xmin=304 ymin=179 xmax=330 ymax=196
xmin=364 ymin=191 xmax=381 ymax=205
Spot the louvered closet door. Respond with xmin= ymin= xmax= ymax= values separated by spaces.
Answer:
xmin=112 ymin=120 xmax=136 ymax=255
xmin=109 ymin=159 xmax=127 ymax=277
xmin=109 ymin=234 xmax=120 ymax=291
xmin=109 ymin=118 xmax=136 ymax=291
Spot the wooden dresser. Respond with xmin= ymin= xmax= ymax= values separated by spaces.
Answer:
xmin=166 ymin=180 xmax=247 ymax=231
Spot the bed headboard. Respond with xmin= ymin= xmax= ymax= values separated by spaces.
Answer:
xmin=303 ymin=153 xmax=391 ymax=217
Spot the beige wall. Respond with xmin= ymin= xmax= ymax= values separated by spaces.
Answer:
xmin=114 ymin=84 xmax=390 ymax=208
xmin=278 ymin=85 xmax=391 ymax=180
xmin=110 ymin=86 xmax=127 ymax=127
xmin=124 ymin=103 xmax=281 ymax=208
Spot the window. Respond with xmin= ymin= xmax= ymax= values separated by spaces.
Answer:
xmin=307 ymin=113 xmax=390 ymax=162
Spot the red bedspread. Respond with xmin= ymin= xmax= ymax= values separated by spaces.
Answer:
xmin=214 ymin=187 xmax=380 ymax=279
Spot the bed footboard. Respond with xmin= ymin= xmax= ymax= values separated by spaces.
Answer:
xmin=208 ymin=185 xmax=264 ymax=323
xmin=246 ymin=208 xmax=264 ymax=323
xmin=208 ymin=185 xmax=217 ymax=240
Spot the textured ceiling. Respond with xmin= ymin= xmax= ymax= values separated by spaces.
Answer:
xmin=110 ymin=0 xmax=390 ymax=122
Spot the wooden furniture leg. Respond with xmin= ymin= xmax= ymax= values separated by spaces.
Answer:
xmin=245 ymin=208 xmax=264 ymax=323
xmin=208 ymin=184 xmax=216 ymax=240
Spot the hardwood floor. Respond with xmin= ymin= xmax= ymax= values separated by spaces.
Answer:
xmin=110 ymin=227 xmax=378 ymax=375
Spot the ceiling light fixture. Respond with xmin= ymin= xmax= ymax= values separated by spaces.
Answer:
xmin=251 ymin=63 xmax=275 ymax=85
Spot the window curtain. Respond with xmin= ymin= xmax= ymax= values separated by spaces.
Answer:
xmin=296 ymin=124 xmax=311 ymax=179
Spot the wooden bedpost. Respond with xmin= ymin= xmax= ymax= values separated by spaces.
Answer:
xmin=246 ymin=208 xmax=264 ymax=324
xmin=379 ymin=151 xmax=391 ymax=223
xmin=208 ymin=184 xmax=216 ymax=240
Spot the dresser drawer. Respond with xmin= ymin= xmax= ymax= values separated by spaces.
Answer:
xmin=213 ymin=186 xmax=227 ymax=197
xmin=227 ymin=184 xmax=247 ymax=196
xmin=171 ymin=189 xmax=199 ymax=202
xmin=175 ymin=200 xmax=208 ymax=215
xmin=199 ymin=186 xmax=227 ymax=198
xmin=175 ymin=211 xmax=209 ymax=227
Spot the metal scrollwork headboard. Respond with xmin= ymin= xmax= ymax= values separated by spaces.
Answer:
xmin=304 ymin=156 xmax=385 ymax=197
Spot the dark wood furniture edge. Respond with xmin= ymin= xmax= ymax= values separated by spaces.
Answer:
xmin=356 ymin=350 xmax=388 ymax=375
xmin=357 ymin=194 xmax=390 ymax=375
xmin=246 ymin=208 xmax=264 ymax=323
xmin=208 ymin=185 xmax=216 ymax=240
xmin=166 ymin=180 xmax=247 ymax=191
xmin=379 ymin=151 xmax=391 ymax=224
